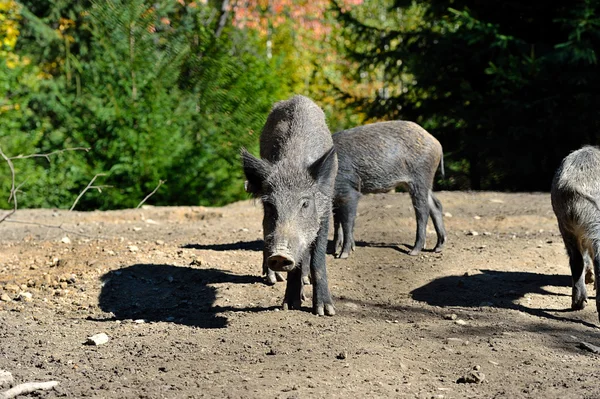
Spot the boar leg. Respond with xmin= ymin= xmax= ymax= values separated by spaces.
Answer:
xmin=282 ymin=267 xmax=303 ymax=311
xmin=593 ymin=244 xmax=600 ymax=321
xmin=561 ymin=228 xmax=587 ymax=310
xmin=334 ymin=192 xmax=359 ymax=259
xmin=584 ymin=251 xmax=595 ymax=285
xmin=428 ymin=191 xmax=447 ymax=253
xmin=408 ymin=185 xmax=430 ymax=256
xmin=301 ymin=252 xmax=311 ymax=285
xmin=311 ymin=216 xmax=335 ymax=316
xmin=333 ymin=214 xmax=343 ymax=256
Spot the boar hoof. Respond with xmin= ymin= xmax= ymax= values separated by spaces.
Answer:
xmin=275 ymin=272 xmax=286 ymax=282
xmin=571 ymin=297 xmax=587 ymax=310
xmin=282 ymin=300 xmax=302 ymax=311
xmin=265 ymin=274 xmax=278 ymax=285
xmin=314 ymin=303 xmax=336 ymax=316
xmin=408 ymin=248 xmax=421 ymax=256
xmin=338 ymin=251 xmax=350 ymax=259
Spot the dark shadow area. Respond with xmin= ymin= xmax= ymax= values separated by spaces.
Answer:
xmin=182 ymin=240 xmax=263 ymax=252
xmin=98 ymin=264 xmax=263 ymax=328
xmin=411 ymin=269 xmax=598 ymax=328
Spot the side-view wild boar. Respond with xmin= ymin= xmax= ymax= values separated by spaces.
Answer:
xmin=551 ymin=145 xmax=600 ymax=320
xmin=332 ymin=121 xmax=446 ymax=258
xmin=241 ymin=95 xmax=337 ymax=316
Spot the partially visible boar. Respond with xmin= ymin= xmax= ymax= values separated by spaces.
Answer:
xmin=241 ymin=95 xmax=337 ymax=316
xmin=551 ymin=146 xmax=600 ymax=320
xmin=332 ymin=121 xmax=446 ymax=258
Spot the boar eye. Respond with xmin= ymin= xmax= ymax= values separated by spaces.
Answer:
xmin=301 ymin=199 xmax=310 ymax=209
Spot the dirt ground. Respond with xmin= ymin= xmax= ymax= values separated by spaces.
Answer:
xmin=1 ymin=191 xmax=600 ymax=399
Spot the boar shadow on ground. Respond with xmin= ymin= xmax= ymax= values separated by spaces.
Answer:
xmin=98 ymin=264 xmax=263 ymax=328
xmin=411 ymin=269 xmax=598 ymax=328
xmin=182 ymin=240 xmax=263 ymax=252
xmin=327 ymin=239 xmax=433 ymax=255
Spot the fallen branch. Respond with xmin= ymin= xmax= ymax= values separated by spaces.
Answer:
xmin=0 ymin=147 xmax=17 ymax=223
xmin=137 ymin=179 xmax=166 ymax=209
xmin=70 ymin=173 xmax=112 ymax=211
xmin=0 ymin=381 xmax=59 ymax=399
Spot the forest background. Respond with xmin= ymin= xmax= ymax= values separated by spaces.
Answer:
xmin=1 ymin=0 xmax=598 ymax=210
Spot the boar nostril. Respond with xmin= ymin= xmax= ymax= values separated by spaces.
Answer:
xmin=267 ymin=255 xmax=295 ymax=271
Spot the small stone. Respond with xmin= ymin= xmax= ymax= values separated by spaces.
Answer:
xmin=61 ymin=236 xmax=71 ymax=244
xmin=0 ymin=369 xmax=14 ymax=388
xmin=474 ymin=215 xmax=481 ymax=220
xmin=60 ymin=282 xmax=68 ymax=289
xmin=85 ymin=333 xmax=109 ymax=346
xmin=133 ymin=227 xmax=142 ymax=232
xmin=239 ymin=228 xmax=249 ymax=232
xmin=144 ymin=219 xmax=159 ymax=225
xmin=444 ymin=212 xmax=452 ymax=217
xmin=134 ymin=319 xmax=146 ymax=324
xmin=190 ymin=259 xmax=203 ymax=266
xmin=455 ymin=319 xmax=467 ymax=326
xmin=445 ymin=338 xmax=464 ymax=345
xmin=128 ymin=245 xmax=139 ymax=252
xmin=266 ymin=348 xmax=277 ymax=355
xmin=336 ymin=351 xmax=347 ymax=360
xmin=473 ymin=365 xmax=481 ymax=371
xmin=483 ymin=232 xmax=492 ymax=236
xmin=444 ymin=314 xmax=457 ymax=320
xmin=106 ymin=250 xmax=116 ymax=256
xmin=3 ymin=284 xmax=19 ymax=293
xmin=467 ymin=231 xmax=479 ymax=236
xmin=155 ymin=240 xmax=165 ymax=246
xmin=457 ymin=370 xmax=485 ymax=384
xmin=0 ymin=294 xmax=12 ymax=302
xmin=17 ymin=292 xmax=33 ymax=302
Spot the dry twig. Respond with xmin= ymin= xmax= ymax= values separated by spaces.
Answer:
xmin=8 ymin=147 xmax=89 ymax=161
xmin=137 ymin=179 xmax=166 ymax=209
xmin=0 ymin=147 xmax=17 ymax=223
xmin=0 ymin=146 xmax=90 ymax=223
xmin=69 ymin=173 xmax=112 ymax=211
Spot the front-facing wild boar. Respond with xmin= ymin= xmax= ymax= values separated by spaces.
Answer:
xmin=241 ymin=95 xmax=337 ymax=316
xmin=551 ymin=146 xmax=599 ymax=320
xmin=332 ymin=121 xmax=446 ymax=258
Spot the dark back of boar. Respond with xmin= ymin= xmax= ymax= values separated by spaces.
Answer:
xmin=241 ymin=95 xmax=337 ymax=316
xmin=332 ymin=121 xmax=446 ymax=258
xmin=551 ymin=145 xmax=600 ymax=321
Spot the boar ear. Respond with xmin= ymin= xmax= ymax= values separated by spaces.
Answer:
xmin=241 ymin=148 xmax=271 ymax=196
xmin=308 ymin=147 xmax=336 ymax=186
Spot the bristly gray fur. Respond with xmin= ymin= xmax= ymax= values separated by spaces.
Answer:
xmin=332 ymin=120 xmax=446 ymax=258
xmin=241 ymin=95 xmax=337 ymax=316
xmin=551 ymin=145 xmax=600 ymax=321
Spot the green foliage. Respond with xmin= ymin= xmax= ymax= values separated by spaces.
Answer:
xmin=1 ymin=0 xmax=285 ymax=210
xmin=336 ymin=0 xmax=600 ymax=190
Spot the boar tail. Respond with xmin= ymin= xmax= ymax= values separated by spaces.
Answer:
xmin=439 ymin=155 xmax=445 ymax=179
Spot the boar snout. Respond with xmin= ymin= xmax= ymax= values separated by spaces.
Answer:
xmin=267 ymin=253 xmax=296 ymax=271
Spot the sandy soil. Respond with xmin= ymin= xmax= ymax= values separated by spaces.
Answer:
xmin=1 ymin=191 xmax=600 ymax=399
